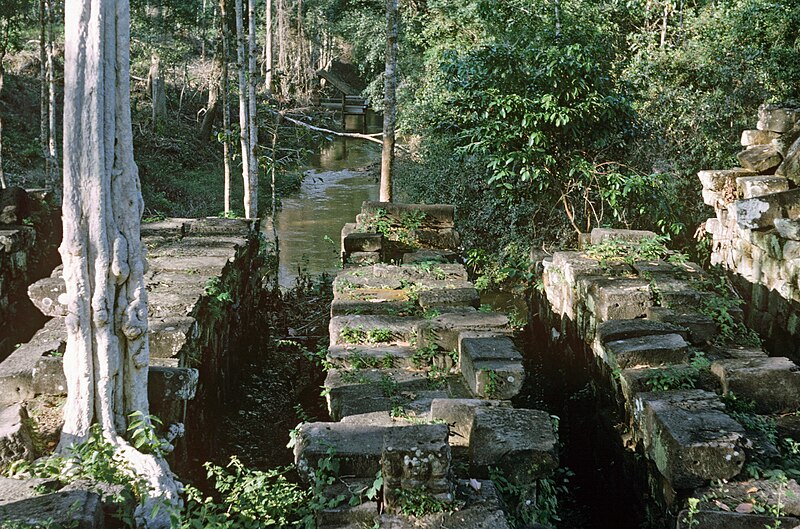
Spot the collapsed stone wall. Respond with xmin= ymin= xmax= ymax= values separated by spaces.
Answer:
xmin=0 ymin=217 xmax=267 ymax=480
xmin=294 ymin=202 xmax=558 ymax=528
xmin=700 ymin=104 xmax=800 ymax=360
xmin=0 ymin=188 xmax=61 ymax=361
xmin=533 ymin=227 xmax=800 ymax=527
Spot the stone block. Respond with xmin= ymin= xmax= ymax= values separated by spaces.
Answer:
xmin=736 ymin=145 xmax=782 ymax=173
xmin=429 ymin=399 xmax=509 ymax=455
xmin=0 ymin=405 xmax=34 ymax=467
xmin=418 ymin=287 xmax=480 ymax=311
xmin=416 ymin=312 xmax=510 ymax=351
xmin=0 ymin=318 xmax=65 ymax=406
xmin=773 ymin=122 xmax=800 ymax=156
xmin=736 ymin=176 xmax=789 ymax=199
xmin=0 ymin=477 xmax=58 ymax=504
xmin=411 ymin=228 xmax=460 ymax=250
xmin=459 ymin=336 xmax=524 ymax=399
xmin=183 ymin=217 xmax=254 ymax=237
xmin=735 ymin=188 xmax=800 ymax=230
xmin=0 ymin=490 xmax=104 ymax=529
xmin=775 ymin=218 xmax=800 ymax=241
xmin=294 ymin=421 xmax=387 ymax=480
xmin=402 ymin=249 xmax=458 ymax=264
xmin=586 ymin=277 xmax=654 ymax=322
xmin=698 ymin=168 xmax=757 ymax=192
xmin=741 ymin=129 xmax=781 ymax=146
xmin=646 ymin=307 xmax=718 ymax=345
xmin=382 ymin=424 xmax=452 ymax=511
xmin=776 ymin=135 xmax=800 ymax=185
xmin=711 ymin=356 xmax=800 ymax=414
xmin=470 ymin=408 xmax=558 ymax=484
xmin=149 ymin=317 xmax=195 ymax=358
xmin=634 ymin=390 xmax=746 ymax=489
xmin=334 ymin=271 xmax=403 ymax=292
xmin=329 ymin=315 xmax=421 ymax=346
xmin=757 ymin=104 xmax=800 ymax=133
xmin=620 ymin=365 xmax=720 ymax=407
xmin=344 ymin=232 xmax=383 ymax=253
xmin=602 ymin=333 xmax=689 ymax=368
xmin=373 ymin=263 xmax=469 ymax=282
xmin=27 ymin=276 xmax=66 ymax=317
xmin=589 ymin=228 xmax=657 ymax=245
xmin=361 ymin=202 xmax=455 ymax=229
xmin=346 ymin=251 xmax=381 ymax=266
xmin=675 ymin=510 xmax=799 ymax=529
xmin=596 ymin=318 xmax=687 ymax=344
xmin=0 ymin=227 xmax=35 ymax=253
xmin=703 ymin=189 xmax=725 ymax=207
xmin=655 ymin=278 xmax=713 ymax=310
xmin=326 ymin=344 xmax=416 ymax=369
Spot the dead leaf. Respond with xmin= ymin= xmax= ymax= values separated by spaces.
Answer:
xmin=746 ymin=486 xmax=759 ymax=494
xmin=735 ymin=503 xmax=753 ymax=514
xmin=714 ymin=500 xmax=731 ymax=511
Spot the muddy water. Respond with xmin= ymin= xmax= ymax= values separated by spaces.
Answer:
xmin=272 ymin=138 xmax=381 ymax=288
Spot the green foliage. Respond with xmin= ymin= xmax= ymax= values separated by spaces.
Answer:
xmin=692 ymin=271 xmax=762 ymax=347
xmin=644 ymin=352 xmax=711 ymax=391
xmin=489 ymin=466 xmax=572 ymax=527
xmin=394 ymin=487 xmax=449 ymax=517
xmin=127 ymin=411 xmax=169 ymax=457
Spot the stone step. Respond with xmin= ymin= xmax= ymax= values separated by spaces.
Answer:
xmin=373 ymin=263 xmax=468 ymax=282
xmin=0 ymin=489 xmax=103 ymax=528
xmin=711 ymin=356 xmax=800 ymax=414
xmin=402 ymin=249 xmax=458 ymax=264
xmin=418 ymin=287 xmax=480 ymax=312
xmin=586 ymin=276 xmax=654 ymax=322
xmin=429 ymin=398 xmax=510 ymax=461
xmin=27 ymin=276 xmax=66 ymax=317
xmin=633 ymin=390 xmax=746 ymax=489
xmin=469 ymin=407 xmax=558 ymax=485
xmin=329 ymin=315 xmax=421 ymax=346
xmin=327 ymin=344 xmax=416 ymax=370
xmin=331 ymin=288 xmax=417 ymax=317
xmin=416 ymin=312 xmax=510 ymax=351
xmin=675 ymin=510 xmax=799 ymax=529
xmin=590 ymin=228 xmax=657 ymax=245
xmin=361 ymin=202 xmax=455 ymax=230
xmin=646 ymin=307 xmax=718 ymax=345
xmin=600 ymin=333 xmax=689 ymax=369
xmin=459 ymin=335 xmax=524 ymax=399
xmin=333 ymin=271 xmax=404 ymax=293
xmin=596 ymin=319 xmax=688 ymax=344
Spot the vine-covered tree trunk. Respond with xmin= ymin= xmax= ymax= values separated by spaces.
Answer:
xmin=61 ymin=0 xmax=178 ymax=525
xmin=379 ymin=0 xmax=398 ymax=202
xmin=234 ymin=0 xmax=252 ymax=217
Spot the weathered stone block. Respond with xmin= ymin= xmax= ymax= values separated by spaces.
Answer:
xmin=0 ymin=318 xmax=65 ymax=406
xmin=470 ymin=408 xmax=558 ymax=484
xmin=416 ymin=312 xmax=510 ymax=351
xmin=294 ymin=422 xmax=387 ymax=480
xmin=675 ymin=510 xmax=799 ymax=529
xmin=429 ymin=399 xmax=509 ymax=455
xmin=776 ymin=135 xmax=800 ymax=185
xmin=589 ymin=228 xmax=657 ymax=245
xmin=373 ymin=263 xmax=469 ymax=282
xmin=418 ymin=287 xmax=480 ymax=311
xmin=346 ymin=251 xmax=381 ymax=266
xmin=775 ymin=218 xmax=800 ymax=241
xmin=0 ymin=490 xmax=104 ymax=529
xmin=698 ymin=168 xmax=757 ymax=192
xmin=344 ymin=232 xmax=383 ymax=253
xmin=602 ymin=333 xmax=689 ymax=368
xmin=382 ymin=424 xmax=452 ymax=511
xmin=735 ymin=188 xmax=800 ymax=230
xmin=149 ymin=317 xmax=195 ymax=358
xmin=402 ymin=249 xmax=458 ymax=264
xmin=757 ymin=104 xmax=800 ymax=133
xmin=0 ymin=405 xmax=34 ymax=467
xmin=329 ymin=315 xmax=421 ymax=346
xmin=646 ymin=307 xmax=717 ymax=345
xmin=736 ymin=145 xmax=782 ymax=173
xmin=586 ymin=277 xmax=654 ymax=322
xmin=361 ymin=202 xmax=455 ymax=229
xmin=620 ymin=365 xmax=719 ymax=408
xmin=741 ymin=129 xmax=781 ymax=146
xmin=460 ymin=336 xmax=524 ymax=399
xmin=27 ymin=276 xmax=67 ymax=317
xmin=326 ymin=344 xmax=416 ymax=369
xmin=596 ymin=318 xmax=687 ymax=344
xmin=702 ymin=189 xmax=725 ymax=207
xmin=711 ymin=356 xmax=800 ymax=414
xmin=184 ymin=217 xmax=255 ymax=236
xmin=736 ymin=176 xmax=789 ymax=199
xmin=634 ymin=390 xmax=746 ymax=489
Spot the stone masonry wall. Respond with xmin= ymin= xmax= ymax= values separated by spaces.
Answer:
xmin=0 ymin=188 xmax=61 ymax=361
xmin=700 ymin=104 xmax=800 ymax=361
xmin=534 ymin=227 xmax=800 ymax=527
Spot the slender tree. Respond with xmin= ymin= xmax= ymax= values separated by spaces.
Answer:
xmin=247 ymin=0 xmax=258 ymax=218
xmin=234 ymin=0 xmax=253 ymax=217
xmin=379 ymin=0 xmax=398 ymax=202
xmin=264 ymin=0 xmax=273 ymax=91
xmin=220 ymin=0 xmax=233 ymax=215
xmin=60 ymin=0 xmax=178 ymax=525
xmin=45 ymin=0 xmax=58 ymax=195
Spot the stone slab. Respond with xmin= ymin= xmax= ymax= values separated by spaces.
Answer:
xmin=0 ymin=477 xmax=58 ymax=504
xmin=589 ymin=228 xmax=657 ymax=245
xmin=774 ymin=218 xmax=800 ymax=241
xmin=294 ymin=422 xmax=387 ymax=480
xmin=402 ymin=250 xmax=458 ymax=264
xmin=344 ymin=232 xmax=383 ymax=253
xmin=418 ymin=287 xmax=480 ymax=311
xmin=711 ymin=356 xmax=800 ymax=414
xmin=603 ymin=333 xmax=689 ymax=368
xmin=646 ymin=307 xmax=718 ymax=345
xmin=736 ymin=176 xmax=789 ymax=199
xmin=735 ymin=188 xmax=800 ymax=230
xmin=470 ymin=408 xmax=557 ymax=485
xmin=634 ymin=390 xmax=746 ymax=489
xmin=0 ymin=404 xmax=34 ymax=467
xmin=757 ymin=104 xmax=800 ymax=133
xmin=327 ymin=344 xmax=416 ymax=369
xmin=741 ymin=129 xmax=781 ymax=146
xmin=0 ymin=490 xmax=104 ymax=528
xmin=596 ymin=319 xmax=687 ymax=344
xmin=416 ymin=312 xmax=510 ymax=351
xmin=698 ymin=168 xmax=757 ymax=192
xmin=429 ymin=398 xmax=509 ymax=452
xmin=459 ymin=336 xmax=524 ymax=399
xmin=586 ymin=277 xmax=654 ymax=322
xmin=373 ymin=263 xmax=469 ymax=282
xmin=676 ymin=510 xmax=799 ymax=529
xmin=329 ymin=315 xmax=421 ymax=346
xmin=0 ymin=318 xmax=65 ymax=406
xmin=411 ymin=228 xmax=460 ymax=250
xmin=361 ymin=202 xmax=455 ymax=229
xmin=777 ymin=135 xmax=800 ymax=184
xmin=736 ymin=145 xmax=782 ymax=173
xmin=27 ymin=276 xmax=67 ymax=317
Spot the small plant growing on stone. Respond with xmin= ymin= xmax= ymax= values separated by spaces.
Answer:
xmin=339 ymin=325 xmax=366 ymax=344
xmin=683 ymin=497 xmax=701 ymax=528
xmin=412 ymin=344 xmax=439 ymax=369
xmin=366 ymin=327 xmax=393 ymax=344
xmin=395 ymin=487 xmax=449 ymax=517
xmin=379 ymin=373 xmax=400 ymax=398
xmin=485 ymin=369 xmax=501 ymax=398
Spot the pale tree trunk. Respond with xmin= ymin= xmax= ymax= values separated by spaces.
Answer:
xmin=61 ymin=0 xmax=178 ymax=526
xmin=277 ymin=0 xmax=288 ymax=98
xmin=149 ymin=54 xmax=167 ymax=125
xmin=379 ymin=0 xmax=398 ymax=202
xmin=234 ymin=0 xmax=252 ymax=217
xmin=46 ymin=0 xmax=59 ymax=196
xmin=0 ymin=30 xmax=7 ymax=189
xmin=247 ymin=0 xmax=259 ymax=218
xmin=660 ymin=1 xmax=670 ymax=48
xmin=220 ymin=0 xmax=232 ymax=215
xmin=264 ymin=0 xmax=272 ymax=92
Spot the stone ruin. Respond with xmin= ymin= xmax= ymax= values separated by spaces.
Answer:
xmin=292 ymin=201 xmax=559 ymax=528
xmin=701 ymin=103 xmax=800 ymax=361
xmin=0 ymin=216 xmax=266 ymax=526
xmin=534 ymin=224 xmax=800 ymax=527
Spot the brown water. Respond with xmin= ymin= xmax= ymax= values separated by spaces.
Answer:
xmin=271 ymin=138 xmax=381 ymax=288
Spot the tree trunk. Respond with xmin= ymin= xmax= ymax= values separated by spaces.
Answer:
xmin=0 ymin=30 xmax=7 ymax=190
xmin=379 ymin=0 xmax=398 ymax=202
xmin=277 ymin=0 xmax=288 ymax=98
xmin=149 ymin=54 xmax=167 ymax=125
xmin=264 ymin=0 xmax=272 ymax=92
xmin=61 ymin=0 xmax=177 ymax=526
xmin=220 ymin=0 xmax=232 ymax=215
xmin=247 ymin=0 xmax=259 ymax=218
xmin=234 ymin=0 xmax=252 ymax=217
xmin=199 ymin=37 xmax=223 ymax=143
xmin=660 ymin=1 xmax=670 ymax=48
xmin=39 ymin=0 xmax=48 ymax=174
xmin=46 ymin=0 xmax=59 ymax=197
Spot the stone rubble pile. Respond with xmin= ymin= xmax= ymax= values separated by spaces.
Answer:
xmin=701 ymin=103 xmax=800 ymax=360
xmin=294 ymin=202 xmax=557 ymax=528
xmin=536 ymin=227 xmax=800 ymax=528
